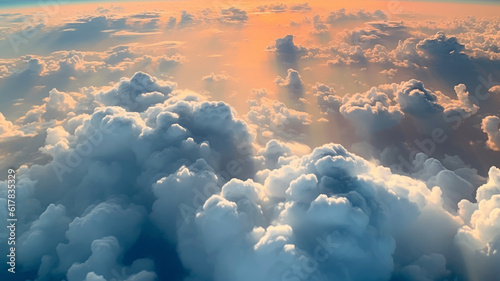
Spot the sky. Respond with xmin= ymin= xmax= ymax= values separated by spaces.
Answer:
xmin=0 ymin=1 xmax=499 ymax=281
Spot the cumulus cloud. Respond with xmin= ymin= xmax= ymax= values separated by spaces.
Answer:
xmin=417 ymin=31 xmax=465 ymax=58
xmin=219 ymin=7 xmax=248 ymax=24
xmin=275 ymin=68 xmax=304 ymax=93
xmin=408 ymin=153 xmax=476 ymax=211
xmin=0 ymin=71 xmax=258 ymax=280
xmin=396 ymin=79 xmax=445 ymax=116
xmin=0 ymin=112 xmax=34 ymax=140
xmin=314 ymin=83 xmax=342 ymax=115
xmin=95 ymin=72 xmax=176 ymax=112
xmin=0 ymin=112 xmax=17 ymax=136
xmin=340 ymin=86 xmax=404 ymax=134
xmin=267 ymin=35 xmax=307 ymax=54
xmin=455 ymin=166 xmax=500 ymax=281
xmin=1 ymin=70 xmax=500 ymax=281
xmin=267 ymin=35 xmax=309 ymax=67
xmin=395 ymin=79 xmax=479 ymax=121
xmin=315 ymin=79 xmax=479 ymax=137
xmin=247 ymin=97 xmax=311 ymax=143
xmin=482 ymin=115 xmax=500 ymax=151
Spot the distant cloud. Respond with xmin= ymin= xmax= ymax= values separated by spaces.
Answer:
xmin=202 ymin=72 xmax=232 ymax=82
xmin=219 ymin=7 xmax=248 ymax=24
xmin=326 ymin=8 xmax=387 ymax=24
xmin=267 ymin=34 xmax=307 ymax=54
xmin=257 ymin=3 xmax=311 ymax=13
xmin=275 ymin=68 xmax=304 ymax=91
xmin=340 ymin=86 xmax=404 ymax=134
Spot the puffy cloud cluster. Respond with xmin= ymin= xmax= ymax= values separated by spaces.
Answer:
xmin=455 ymin=166 xmax=500 ymax=280
xmin=0 ymin=72 xmax=256 ymax=280
xmin=396 ymin=80 xmax=479 ymax=119
xmin=247 ymin=97 xmax=311 ymax=143
xmin=94 ymin=72 xmax=176 ymax=112
xmin=408 ymin=153 xmax=476 ymax=211
xmin=173 ymin=143 xmax=499 ymax=281
xmin=316 ymin=79 xmax=479 ymax=134
xmin=417 ymin=31 xmax=465 ymax=58
xmin=326 ymin=31 xmax=470 ymax=70
xmin=314 ymin=83 xmax=342 ymax=115
xmin=340 ymin=86 xmax=404 ymax=134
xmin=411 ymin=17 xmax=500 ymax=60
xmin=0 ymin=70 xmax=499 ymax=281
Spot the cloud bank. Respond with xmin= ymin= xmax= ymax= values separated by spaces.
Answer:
xmin=0 ymin=70 xmax=499 ymax=281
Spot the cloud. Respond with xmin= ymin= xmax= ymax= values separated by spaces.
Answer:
xmin=345 ymin=21 xmax=408 ymax=49
xmin=0 ymin=72 xmax=258 ymax=280
xmin=275 ymin=68 xmax=304 ymax=93
xmin=174 ymin=142 xmax=489 ymax=281
xmin=179 ymin=11 xmax=195 ymax=26
xmin=314 ymin=83 xmax=342 ymax=115
xmin=455 ymin=166 xmax=500 ymax=281
xmin=267 ymin=35 xmax=307 ymax=54
xmin=417 ymin=32 xmax=465 ymax=58
xmin=247 ymin=97 xmax=311 ymax=143
xmin=1 ymin=68 xmax=500 ymax=281
xmin=258 ymin=3 xmax=287 ymax=13
xmin=257 ymin=3 xmax=311 ymax=13
xmin=396 ymin=79 xmax=445 ymax=116
xmin=408 ymin=153 xmax=475 ymax=211
xmin=326 ymin=8 xmax=387 ymax=24
xmin=21 ymin=88 xmax=78 ymax=123
xmin=95 ymin=72 xmax=176 ymax=112
xmin=482 ymin=115 xmax=500 ymax=151
xmin=2 ymin=6 xmax=500 ymax=281
xmin=0 ymin=112 xmax=34 ymax=140
xmin=340 ymin=86 xmax=404 ymax=134
xmin=202 ymin=72 xmax=232 ymax=82
xmin=219 ymin=7 xmax=248 ymax=24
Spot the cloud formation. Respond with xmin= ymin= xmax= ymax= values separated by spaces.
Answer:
xmin=1 ymin=4 xmax=500 ymax=281
xmin=1 ymin=69 xmax=499 ymax=281
xmin=482 ymin=115 xmax=500 ymax=151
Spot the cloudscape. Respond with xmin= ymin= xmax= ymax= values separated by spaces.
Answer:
xmin=0 ymin=0 xmax=499 ymax=280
